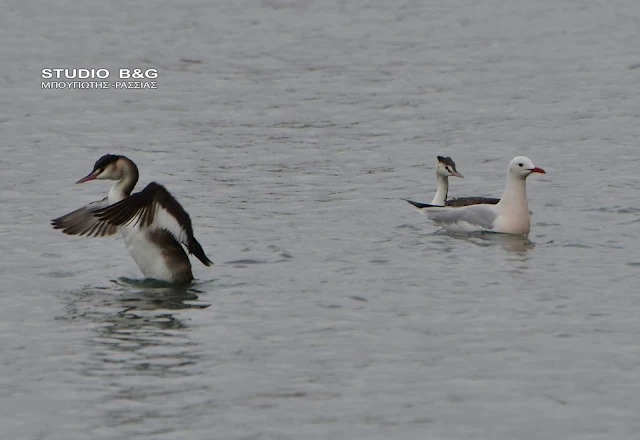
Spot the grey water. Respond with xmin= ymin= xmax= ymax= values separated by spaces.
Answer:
xmin=2 ymin=0 xmax=640 ymax=439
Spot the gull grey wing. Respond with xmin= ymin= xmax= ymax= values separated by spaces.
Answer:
xmin=51 ymin=198 xmax=119 ymax=237
xmin=424 ymin=204 xmax=497 ymax=230
xmin=446 ymin=197 xmax=500 ymax=207
xmin=94 ymin=182 xmax=213 ymax=266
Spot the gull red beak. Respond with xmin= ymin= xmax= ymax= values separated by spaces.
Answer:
xmin=528 ymin=167 xmax=546 ymax=174
xmin=76 ymin=171 xmax=98 ymax=184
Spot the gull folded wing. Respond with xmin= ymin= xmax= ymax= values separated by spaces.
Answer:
xmin=424 ymin=204 xmax=497 ymax=231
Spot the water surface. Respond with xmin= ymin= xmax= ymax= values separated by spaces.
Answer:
xmin=2 ymin=1 xmax=640 ymax=439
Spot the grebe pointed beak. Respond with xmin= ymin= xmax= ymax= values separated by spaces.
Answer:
xmin=76 ymin=170 xmax=99 ymax=184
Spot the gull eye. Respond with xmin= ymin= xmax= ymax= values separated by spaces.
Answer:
xmin=518 ymin=163 xmax=523 ymax=167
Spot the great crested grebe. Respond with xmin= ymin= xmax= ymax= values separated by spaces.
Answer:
xmin=52 ymin=154 xmax=213 ymax=283
xmin=404 ymin=156 xmax=500 ymax=209
xmin=411 ymin=156 xmax=545 ymax=235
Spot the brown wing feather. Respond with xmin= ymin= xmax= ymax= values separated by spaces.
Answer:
xmin=94 ymin=183 xmax=213 ymax=266
xmin=51 ymin=200 xmax=118 ymax=237
xmin=446 ymin=197 xmax=500 ymax=207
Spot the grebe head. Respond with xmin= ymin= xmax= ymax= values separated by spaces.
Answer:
xmin=436 ymin=156 xmax=464 ymax=178
xmin=76 ymin=154 xmax=126 ymax=183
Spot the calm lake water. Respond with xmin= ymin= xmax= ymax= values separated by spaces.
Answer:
xmin=2 ymin=0 xmax=640 ymax=439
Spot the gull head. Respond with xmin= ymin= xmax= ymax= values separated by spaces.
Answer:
xmin=508 ymin=156 xmax=546 ymax=180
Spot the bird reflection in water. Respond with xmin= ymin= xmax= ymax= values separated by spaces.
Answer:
xmin=436 ymin=230 xmax=536 ymax=254
xmin=62 ymin=278 xmax=212 ymax=378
